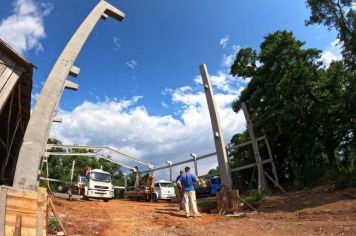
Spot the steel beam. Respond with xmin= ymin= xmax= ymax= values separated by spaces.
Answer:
xmin=45 ymin=152 xmax=135 ymax=171
xmin=47 ymin=144 xmax=152 ymax=167
xmin=13 ymin=1 xmax=125 ymax=190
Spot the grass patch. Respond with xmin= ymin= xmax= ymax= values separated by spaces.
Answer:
xmin=243 ymin=189 xmax=268 ymax=205
xmin=48 ymin=217 xmax=60 ymax=232
xmin=336 ymin=169 xmax=356 ymax=190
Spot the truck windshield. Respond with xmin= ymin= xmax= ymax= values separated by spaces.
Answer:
xmin=159 ymin=183 xmax=173 ymax=188
xmin=210 ymin=178 xmax=220 ymax=185
xmin=90 ymin=172 xmax=111 ymax=182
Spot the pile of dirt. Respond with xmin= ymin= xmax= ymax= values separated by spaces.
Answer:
xmin=53 ymin=184 xmax=356 ymax=235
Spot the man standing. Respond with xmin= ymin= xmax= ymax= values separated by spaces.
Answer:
xmin=177 ymin=167 xmax=201 ymax=218
xmin=176 ymin=170 xmax=185 ymax=211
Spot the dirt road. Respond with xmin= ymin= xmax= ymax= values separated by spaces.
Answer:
xmin=54 ymin=185 xmax=356 ymax=236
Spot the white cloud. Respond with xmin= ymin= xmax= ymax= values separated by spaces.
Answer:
xmin=319 ymin=39 xmax=342 ymax=67
xmin=219 ymin=35 xmax=229 ymax=48
xmin=50 ymin=36 xmax=247 ymax=180
xmin=126 ymin=60 xmax=138 ymax=69
xmin=113 ymin=36 xmax=120 ymax=51
xmin=351 ymin=2 xmax=356 ymax=10
xmin=161 ymin=101 xmax=169 ymax=109
xmin=0 ymin=0 xmax=53 ymax=54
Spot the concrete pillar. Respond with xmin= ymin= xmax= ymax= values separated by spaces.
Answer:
xmin=122 ymin=173 xmax=127 ymax=190
xmin=13 ymin=0 xmax=125 ymax=190
xmin=199 ymin=64 xmax=232 ymax=189
xmin=191 ymin=153 xmax=198 ymax=177
xmin=241 ymin=102 xmax=267 ymax=193
xmin=263 ymin=136 xmax=279 ymax=186
xmin=166 ymin=161 xmax=172 ymax=182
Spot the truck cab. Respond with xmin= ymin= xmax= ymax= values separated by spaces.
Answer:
xmin=152 ymin=180 xmax=176 ymax=202
xmin=83 ymin=169 xmax=114 ymax=202
xmin=209 ymin=176 xmax=222 ymax=196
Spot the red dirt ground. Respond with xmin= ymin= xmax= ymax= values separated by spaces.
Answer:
xmin=53 ymin=184 xmax=356 ymax=236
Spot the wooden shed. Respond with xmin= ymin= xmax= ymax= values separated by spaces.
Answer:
xmin=0 ymin=39 xmax=33 ymax=186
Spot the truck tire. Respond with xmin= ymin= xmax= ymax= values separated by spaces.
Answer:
xmin=152 ymin=193 xmax=158 ymax=202
xmin=167 ymin=199 xmax=172 ymax=202
xmin=103 ymin=199 xmax=109 ymax=202
xmin=82 ymin=195 xmax=89 ymax=201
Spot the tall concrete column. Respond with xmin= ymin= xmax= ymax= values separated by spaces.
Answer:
xmin=166 ymin=161 xmax=172 ymax=182
xmin=241 ymin=102 xmax=267 ymax=193
xmin=199 ymin=64 xmax=232 ymax=189
xmin=191 ymin=153 xmax=198 ymax=177
xmin=122 ymin=173 xmax=127 ymax=190
xmin=13 ymin=0 xmax=125 ymax=190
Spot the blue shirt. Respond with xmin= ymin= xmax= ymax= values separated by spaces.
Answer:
xmin=177 ymin=172 xmax=197 ymax=191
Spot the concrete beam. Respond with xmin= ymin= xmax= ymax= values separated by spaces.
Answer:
xmin=64 ymin=80 xmax=79 ymax=91
xmin=241 ymin=102 xmax=268 ymax=193
xmin=69 ymin=65 xmax=80 ymax=78
xmin=101 ymin=13 xmax=109 ymax=20
xmin=200 ymin=64 xmax=232 ymax=190
xmin=13 ymin=0 xmax=126 ymax=190
xmin=52 ymin=117 xmax=63 ymax=123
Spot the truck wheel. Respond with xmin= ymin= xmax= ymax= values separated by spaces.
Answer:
xmin=82 ymin=196 xmax=89 ymax=201
xmin=103 ymin=199 xmax=109 ymax=202
xmin=167 ymin=199 xmax=172 ymax=202
xmin=152 ymin=194 xmax=158 ymax=202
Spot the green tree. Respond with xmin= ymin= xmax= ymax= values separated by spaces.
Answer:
xmin=306 ymin=0 xmax=356 ymax=168
xmin=305 ymin=0 xmax=356 ymax=68
xmin=230 ymin=31 xmax=344 ymax=186
xmin=43 ymin=138 xmax=126 ymax=198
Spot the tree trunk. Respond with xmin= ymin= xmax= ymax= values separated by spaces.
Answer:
xmin=326 ymin=147 xmax=337 ymax=168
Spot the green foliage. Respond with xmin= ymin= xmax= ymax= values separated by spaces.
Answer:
xmin=208 ymin=167 xmax=219 ymax=176
xmin=243 ymin=189 xmax=267 ymax=205
xmin=305 ymin=0 xmax=356 ymax=68
xmin=229 ymin=30 xmax=356 ymax=188
xmin=44 ymin=138 xmax=125 ymax=198
xmin=48 ymin=217 xmax=60 ymax=232
xmin=336 ymin=171 xmax=356 ymax=189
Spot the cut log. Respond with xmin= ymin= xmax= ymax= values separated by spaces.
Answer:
xmin=216 ymin=190 xmax=240 ymax=213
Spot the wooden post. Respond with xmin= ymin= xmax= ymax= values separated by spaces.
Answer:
xmin=49 ymin=198 xmax=69 ymax=235
xmin=0 ymin=187 xmax=7 ymax=236
xmin=13 ymin=214 xmax=22 ymax=236
xmin=241 ymin=102 xmax=267 ymax=193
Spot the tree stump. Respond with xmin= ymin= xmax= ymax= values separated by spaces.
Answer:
xmin=216 ymin=189 xmax=240 ymax=213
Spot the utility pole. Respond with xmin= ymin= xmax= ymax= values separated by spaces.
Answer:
xmin=13 ymin=1 xmax=125 ymax=190
xmin=199 ymin=64 xmax=232 ymax=190
xmin=241 ymin=102 xmax=267 ymax=193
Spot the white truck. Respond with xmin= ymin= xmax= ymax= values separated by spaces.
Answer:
xmin=125 ymin=179 xmax=176 ymax=202
xmin=83 ymin=169 xmax=114 ymax=202
xmin=152 ymin=180 xmax=176 ymax=202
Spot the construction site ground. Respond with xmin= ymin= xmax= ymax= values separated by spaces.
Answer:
xmin=53 ymin=184 xmax=356 ymax=236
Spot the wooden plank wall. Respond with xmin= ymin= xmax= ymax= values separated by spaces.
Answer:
xmin=0 ymin=186 xmax=47 ymax=236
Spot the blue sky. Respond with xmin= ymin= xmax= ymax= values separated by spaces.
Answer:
xmin=0 ymin=0 xmax=340 ymax=179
